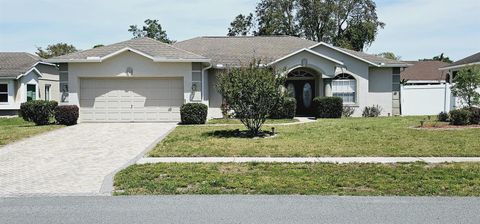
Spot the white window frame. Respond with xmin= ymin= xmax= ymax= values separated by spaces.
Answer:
xmin=0 ymin=82 xmax=9 ymax=104
xmin=26 ymin=83 xmax=38 ymax=102
xmin=45 ymin=84 xmax=51 ymax=101
xmin=59 ymin=71 xmax=69 ymax=103
xmin=332 ymin=74 xmax=357 ymax=104
xmin=191 ymin=70 xmax=202 ymax=102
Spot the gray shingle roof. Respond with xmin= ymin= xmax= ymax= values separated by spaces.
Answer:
xmin=401 ymin=61 xmax=450 ymax=81
xmin=49 ymin=37 xmax=208 ymax=62
xmin=174 ymin=36 xmax=318 ymax=67
xmin=443 ymin=52 xmax=480 ymax=69
xmin=174 ymin=36 xmax=407 ymax=68
xmin=0 ymin=52 xmax=42 ymax=78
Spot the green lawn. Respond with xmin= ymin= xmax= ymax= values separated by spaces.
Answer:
xmin=114 ymin=162 xmax=480 ymax=196
xmin=0 ymin=117 xmax=62 ymax=146
xmin=149 ymin=116 xmax=480 ymax=157
xmin=207 ymin=118 xmax=299 ymax=125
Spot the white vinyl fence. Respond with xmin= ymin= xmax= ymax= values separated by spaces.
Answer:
xmin=401 ymin=84 xmax=452 ymax=116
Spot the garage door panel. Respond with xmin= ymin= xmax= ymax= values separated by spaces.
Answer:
xmin=80 ymin=78 xmax=183 ymax=122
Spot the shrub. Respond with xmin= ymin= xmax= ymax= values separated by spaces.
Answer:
xmin=362 ymin=105 xmax=383 ymax=117
xmin=216 ymin=64 xmax=285 ymax=135
xmin=270 ymin=97 xmax=296 ymax=119
xmin=180 ymin=103 xmax=208 ymax=124
xmin=342 ymin=106 xmax=355 ymax=117
xmin=469 ymin=107 xmax=480 ymax=124
xmin=54 ymin=105 xmax=79 ymax=126
xmin=449 ymin=109 xmax=471 ymax=125
xmin=20 ymin=100 xmax=58 ymax=125
xmin=437 ymin=111 xmax=449 ymax=122
xmin=312 ymin=97 xmax=343 ymax=118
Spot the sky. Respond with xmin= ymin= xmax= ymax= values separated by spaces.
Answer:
xmin=0 ymin=0 xmax=479 ymax=61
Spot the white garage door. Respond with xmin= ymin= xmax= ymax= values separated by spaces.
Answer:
xmin=80 ymin=78 xmax=183 ymax=122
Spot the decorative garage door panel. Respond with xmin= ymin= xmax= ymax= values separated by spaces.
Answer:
xmin=80 ymin=78 xmax=183 ymax=122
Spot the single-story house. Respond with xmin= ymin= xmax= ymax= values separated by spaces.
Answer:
xmin=0 ymin=52 xmax=60 ymax=116
xmin=47 ymin=36 xmax=408 ymax=122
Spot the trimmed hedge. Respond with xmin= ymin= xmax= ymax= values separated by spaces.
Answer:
xmin=54 ymin=105 xmax=79 ymax=126
xmin=270 ymin=97 xmax=296 ymax=119
xmin=437 ymin=111 xmax=449 ymax=122
xmin=312 ymin=97 xmax=343 ymax=118
xmin=469 ymin=107 xmax=480 ymax=124
xmin=180 ymin=103 xmax=208 ymax=124
xmin=449 ymin=109 xmax=471 ymax=125
xmin=20 ymin=100 xmax=58 ymax=125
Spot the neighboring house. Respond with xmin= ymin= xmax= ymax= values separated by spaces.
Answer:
xmin=47 ymin=36 xmax=408 ymax=123
xmin=0 ymin=52 xmax=60 ymax=116
xmin=399 ymin=61 xmax=452 ymax=115
xmin=440 ymin=52 xmax=480 ymax=109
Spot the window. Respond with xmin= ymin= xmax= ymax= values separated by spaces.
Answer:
xmin=27 ymin=84 xmax=36 ymax=101
xmin=392 ymin=67 xmax=401 ymax=75
xmin=332 ymin=73 xmax=356 ymax=103
xmin=191 ymin=71 xmax=202 ymax=101
xmin=45 ymin=84 xmax=51 ymax=101
xmin=392 ymin=74 xmax=401 ymax=91
xmin=0 ymin=83 xmax=8 ymax=103
xmin=60 ymin=71 xmax=69 ymax=102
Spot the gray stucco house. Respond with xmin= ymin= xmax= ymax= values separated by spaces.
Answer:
xmin=0 ymin=52 xmax=60 ymax=115
xmin=47 ymin=36 xmax=408 ymax=122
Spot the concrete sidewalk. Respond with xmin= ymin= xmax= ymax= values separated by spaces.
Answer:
xmin=137 ymin=157 xmax=480 ymax=164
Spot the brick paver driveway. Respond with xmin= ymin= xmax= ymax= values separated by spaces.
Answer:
xmin=0 ymin=123 xmax=176 ymax=196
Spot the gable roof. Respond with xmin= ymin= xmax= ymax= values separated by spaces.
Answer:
xmin=0 ymin=52 xmax=51 ymax=78
xmin=47 ymin=37 xmax=209 ymax=63
xmin=441 ymin=52 xmax=480 ymax=70
xmin=308 ymin=42 xmax=408 ymax=67
xmin=267 ymin=48 xmax=344 ymax=66
xmin=401 ymin=61 xmax=450 ymax=81
xmin=174 ymin=36 xmax=318 ymax=67
xmin=174 ymin=36 xmax=408 ymax=68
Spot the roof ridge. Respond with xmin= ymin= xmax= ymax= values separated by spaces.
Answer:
xmin=139 ymin=37 xmax=208 ymax=59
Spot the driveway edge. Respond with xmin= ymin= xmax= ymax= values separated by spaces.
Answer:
xmin=99 ymin=124 xmax=176 ymax=195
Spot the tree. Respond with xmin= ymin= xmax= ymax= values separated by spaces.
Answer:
xmin=451 ymin=65 xmax=480 ymax=108
xmin=255 ymin=0 xmax=297 ymax=36
xmin=421 ymin=53 xmax=453 ymax=63
xmin=227 ymin=0 xmax=384 ymax=51
xmin=36 ymin=43 xmax=78 ymax=59
xmin=93 ymin=44 xmax=104 ymax=48
xmin=228 ymin=13 xmax=255 ymax=36
xmin=128 ymin=19 xmax=173 ymax=43
xmin=377 ymin=52 xmax=401 ymax=60
xmin=216 ymin=62 xmax=285 ymax=136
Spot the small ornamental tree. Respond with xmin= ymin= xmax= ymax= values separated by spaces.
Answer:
xmin=451 ymin=65 xmax=480 ymax=108
xmin=216 ymin=63 xmax=285 ymax=136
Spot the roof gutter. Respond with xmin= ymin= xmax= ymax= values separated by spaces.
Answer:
xmin=439 ymin=62 xmax=480 ymax=71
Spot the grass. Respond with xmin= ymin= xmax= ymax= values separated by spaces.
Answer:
xmin=149 ymin=116 xmax=480 ymax=157
xmin=114 ymin=162 xmax=480 ymax=196
xmin=207 ymin=118 xmax=299 ymax=125
xmin=0 ymin=117 xmax=62 ymax=146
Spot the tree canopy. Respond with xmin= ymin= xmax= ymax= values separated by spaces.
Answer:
xmin=128 ymin=19 xmax=173 ymax=43
xmin=421 ymin=53 xmax=453 ymax=63
xmin=227 ymin=0 xmax=385 ymax=51
xmin=377 ymin=52 xmax=401 ymax=60
xmin=35 ymin=43 xmax=78 ymax=59
xmin=451 ymin=65 xmax=480 ymax=108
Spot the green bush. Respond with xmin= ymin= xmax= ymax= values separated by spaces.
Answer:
xmin=180 ymin=103 xmax=208 ymax=124
xmin=54 ymin=105 xmax=79 ymax=126
xmin=449 ymin=109 xmax=471 ymax=125
xmin=362 ymin=105 xmax=383 ymax=117
xmin=437 ymin=111 xmax=449 ymax=122
xmin=270 ymin=97 xmax=296 ymax=119
xmin=312 ymin=97 xmax=343 ymax=118
xmin=20 ymin=100 xmax=58 ymax=125
xmin=469 ymin=107 xmax=480 ymax=124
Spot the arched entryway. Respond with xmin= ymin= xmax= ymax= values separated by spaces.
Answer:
xmin=285 ymin=68 xmax=320 ymax=116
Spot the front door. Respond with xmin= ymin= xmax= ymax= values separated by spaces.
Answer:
xmin=285 ymin=80 xmax=315 ymax=116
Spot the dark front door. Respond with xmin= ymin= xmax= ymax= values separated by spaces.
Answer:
xmin=285 ymin=80 xmax=315 ymax=116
